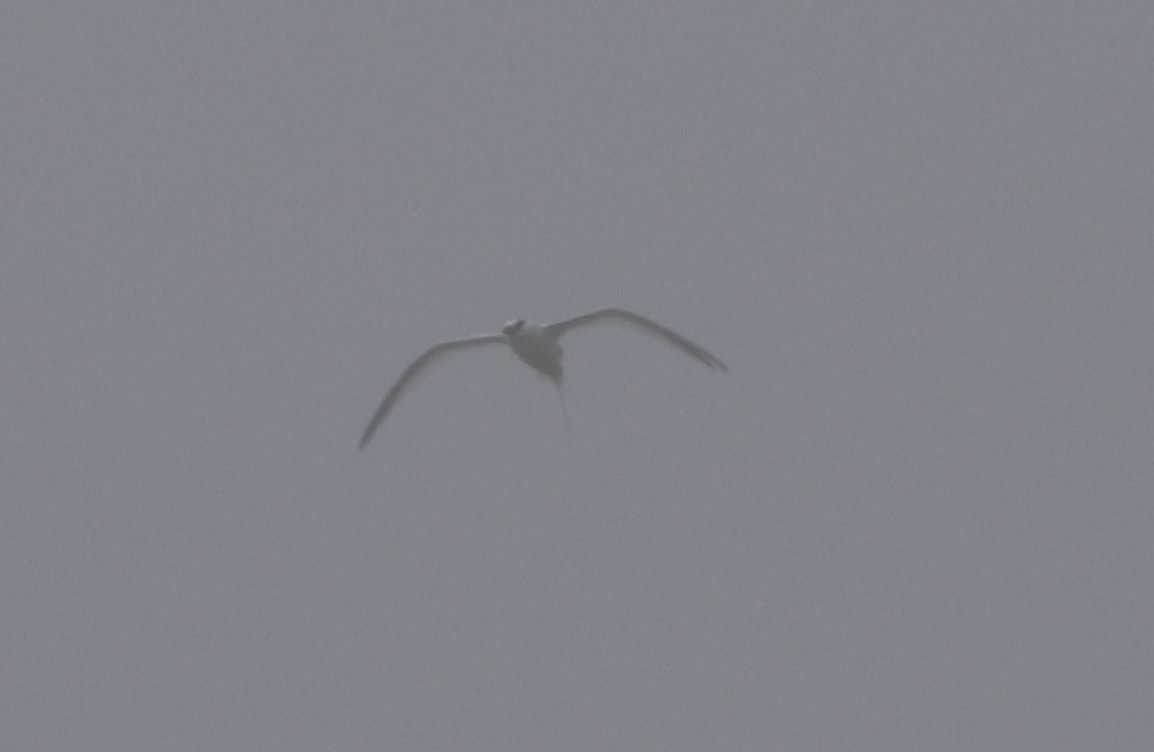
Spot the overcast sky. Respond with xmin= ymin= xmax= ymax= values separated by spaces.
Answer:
xmin=2 ymin=3 xmax=1152 ymax=750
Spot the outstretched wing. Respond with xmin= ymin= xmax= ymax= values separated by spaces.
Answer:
xmin=544 ymin=308 xmax=727 ymax=371
xmin=359 ymin=334 xmax=505 ymax=449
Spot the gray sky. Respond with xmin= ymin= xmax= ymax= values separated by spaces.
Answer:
xmin=2 ymin=3 xmax=1152 ymax=750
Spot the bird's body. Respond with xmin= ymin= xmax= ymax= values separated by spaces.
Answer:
xmin=503 ymin=320 xmax=564 ymax=384
xmin=358 ymin=307 xmax=726 ymax=449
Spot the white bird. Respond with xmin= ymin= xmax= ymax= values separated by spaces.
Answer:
xmin=358 ymin=307 xmax=727 ymax=448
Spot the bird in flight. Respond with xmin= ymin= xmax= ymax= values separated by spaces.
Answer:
xmin=358 ymin=307 xmax=727 ymax=449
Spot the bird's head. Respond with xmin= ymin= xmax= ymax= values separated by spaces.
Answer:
xmin=502 ymin=319 xmax=525 ymax=337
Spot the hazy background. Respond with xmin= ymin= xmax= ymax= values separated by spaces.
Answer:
xmin=2 ymin=3 xmax=1152 ymax=749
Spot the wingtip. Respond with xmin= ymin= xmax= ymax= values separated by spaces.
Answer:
xmin=698 ymin=351 xmax=728 ymax=372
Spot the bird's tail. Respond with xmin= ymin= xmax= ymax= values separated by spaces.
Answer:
xmin=542 ymin=371 xmax=570 ymax=435
xmin=557 ymin=380 xmax=570 ymax=435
